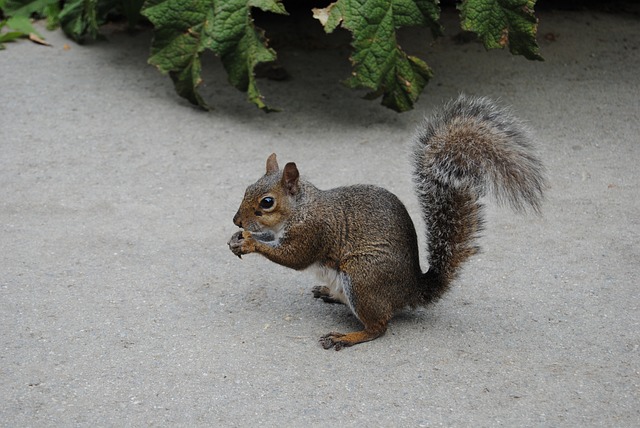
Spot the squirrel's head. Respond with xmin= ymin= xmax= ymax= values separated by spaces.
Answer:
xmin=232 ymin=153 xmax=300 ymax=234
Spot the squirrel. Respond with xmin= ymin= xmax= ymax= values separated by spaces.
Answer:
xmin=227 ymin=95 xmax=546 ymax=351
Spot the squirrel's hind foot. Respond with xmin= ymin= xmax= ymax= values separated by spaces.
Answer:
xmin=320 ymin=332 xmax=347 ymax=350
xmin=319 ymin=328 xmax=386 ymax=351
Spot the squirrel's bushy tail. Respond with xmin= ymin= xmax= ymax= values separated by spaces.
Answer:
xmin=412 ymin=95 xmax=546 ymax=302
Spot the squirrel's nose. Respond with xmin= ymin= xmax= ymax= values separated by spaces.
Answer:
xmin=233 ymin=211 xmax=242 ymax=228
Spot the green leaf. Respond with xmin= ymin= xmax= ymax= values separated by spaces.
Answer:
xmin=1 ymin=0 xmax=60 ymax=32
xmin=58 ymin=0 xmax=99 ymax=42
xmin=143 ymin=0 xmax=212 ymax=108
xmin=143 ymin=0 xmax=287 ymax=111
xmin=44 ymin=2 xmax=60 ymax=30
xmin=0 ymin=16 xmax=28 ymax=48
xmin=459 ymin=0 xmax=542 ymax=60
xmin=58 ymin=0 xmax=119 ymax=43
xmin=6 ymin=15 xmax=42 ymax=38
xmin=210 ymin=0 xmax=287 ymax=111
xmin=313 ymin=0 xmax=438 ymax=112
xmin=0 ymin=29 xmax=26 ymax=43
xmin=379 ymin=54 xmax=432 ymax=112
xmin=0 ymin=15 xmax=49 ymax=48
xmin=2 ymin=0 xmax=58 ymax=18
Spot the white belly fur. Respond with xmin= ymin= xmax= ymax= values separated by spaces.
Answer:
xmin=309 ymin=263 xmax=357 ymax=318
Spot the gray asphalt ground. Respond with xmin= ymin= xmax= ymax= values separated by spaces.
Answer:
xmin=1 ymin=7 xmax=639 ymax=427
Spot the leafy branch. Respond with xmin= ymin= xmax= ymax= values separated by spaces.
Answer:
xmin=1 ymin=0 xmax=542 ymax=111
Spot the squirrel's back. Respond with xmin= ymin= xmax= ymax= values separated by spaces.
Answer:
xmin=318 ymin=184 xmax=422 ymax=271
xmin=412 ymin=95 xmax=546 ymax=302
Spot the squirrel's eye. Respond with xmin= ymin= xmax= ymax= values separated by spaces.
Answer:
xmin=259 ymin=197 xmax=275 ymax=210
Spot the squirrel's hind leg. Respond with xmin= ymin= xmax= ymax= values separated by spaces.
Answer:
xmin=318 ymin=266 xmax=396 ymax=350
xmin=319 ymin=287 xmax=390 ymax=350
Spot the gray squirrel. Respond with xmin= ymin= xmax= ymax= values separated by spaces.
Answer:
xmin=228 ymin=95 xmax=546 ymax=350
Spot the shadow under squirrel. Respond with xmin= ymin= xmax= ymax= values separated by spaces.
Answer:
xmin=228 ymin=95 xmax=546 ymax=350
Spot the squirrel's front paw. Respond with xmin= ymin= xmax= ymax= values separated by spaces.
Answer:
xmin=227 ymin=230 xmax=256 ymax=258
xmin=227 ymin=231 xmax=244 ymax=258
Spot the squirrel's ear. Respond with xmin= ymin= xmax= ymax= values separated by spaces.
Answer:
xmin=282 ymin=162 xmax=300 ymax=195
xmin=266 ymin=153 xmax=279 ymax=174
